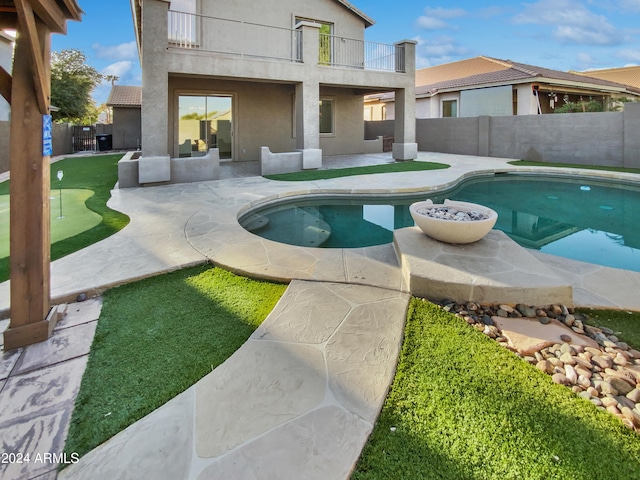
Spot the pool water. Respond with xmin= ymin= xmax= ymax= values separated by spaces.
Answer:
xmin=240 ymin=174 xmax=640 ymax=272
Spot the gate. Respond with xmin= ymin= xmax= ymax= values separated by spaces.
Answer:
xmin=72 ymin=125 xmax=96 ymax=152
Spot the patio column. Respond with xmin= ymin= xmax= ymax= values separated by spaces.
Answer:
xmin=392 ymin=40 xmax=418 ymax=161
xmin=295 ymin=21 xmax=322 ymax=169
xmin=138 ymin=0 xmax=171 ymax=183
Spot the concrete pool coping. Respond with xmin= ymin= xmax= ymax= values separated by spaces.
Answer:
xmin=2 ymin=152 xmax=640 ymax=479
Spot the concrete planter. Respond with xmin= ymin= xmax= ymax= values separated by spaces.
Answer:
xmin=409 ymin=199 xmax=498 ymax=244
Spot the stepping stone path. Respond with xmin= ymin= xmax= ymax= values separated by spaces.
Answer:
xmin=435 ymin=300 xmax=640 ymax=432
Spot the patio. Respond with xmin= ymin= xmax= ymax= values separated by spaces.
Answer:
xmin=1 ymin=152 xmax=639 ymax=479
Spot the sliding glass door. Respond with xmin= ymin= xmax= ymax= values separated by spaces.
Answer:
xmin=178 ymin=95 xmax=233 ymax=159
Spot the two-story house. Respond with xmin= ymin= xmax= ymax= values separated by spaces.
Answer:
xmin=128 ymin=0 xmax=417 ymax=185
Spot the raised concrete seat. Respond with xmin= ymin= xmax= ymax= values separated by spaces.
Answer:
xmin=260 ymin=146 xmax=303 ymax=176
xmin=394 ymin=226 xmax=573 ymax=306
xmin=170 ymin=148 xmax=220 ymax=183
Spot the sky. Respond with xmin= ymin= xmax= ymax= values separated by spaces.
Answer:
xmin=49 ymin=0 xmax=640 ymax=104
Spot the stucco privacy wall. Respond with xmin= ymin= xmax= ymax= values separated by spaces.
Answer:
xmin=0 ymin=122 xmax=73 ymax=174
xmin=366 ymin=103 xmax=640 ymax=168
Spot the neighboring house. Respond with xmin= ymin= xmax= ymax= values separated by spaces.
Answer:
xmin=0 ymin=30 xmax=14 ymax=121
xmin=369 ymin=56 xmax=640 ymax=120
xmin=571 ymin=65 xmax=640 ymax=92
xmin=130 ymin=0 xmax=417 ymax=185
xmin=106 ymin=85 xmax=142 ymax=150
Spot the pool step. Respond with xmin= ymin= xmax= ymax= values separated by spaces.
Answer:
xmin=394 ymin=227 xmax=573 ymax=306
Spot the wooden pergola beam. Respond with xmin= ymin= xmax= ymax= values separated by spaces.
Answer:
xmin=14 ymin=0 xmax=49 ymax=114
xmin=31 ymin=0 xmax=67 ymax=34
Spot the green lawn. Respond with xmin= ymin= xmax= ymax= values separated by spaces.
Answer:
xmin=0 ymin=154 xmax=129 ymax=282
xmin=509 ymin=160 xmax=640 ymax=175
xmin=264 ymin=160 xmax=450 ymax=181
xmin=64 ymin=265 xmax=287 ymax=460
xmin=352 ymin=298 xmax=640 ymax=480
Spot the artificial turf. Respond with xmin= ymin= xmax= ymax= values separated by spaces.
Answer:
xmin=352 ymin=298 xmax=640 ymax=480
xmin=263 ymin=160 xmax=449 ymax=181
xmin=509 ymin=160 xmax=640 ymax=175
xmin=0 ymin=153 xmax=129 ymax=282
xmin=578 ymin=308 xmax=640 ymax=350
xmin=63 ymin=265 xmax=286 ymax=460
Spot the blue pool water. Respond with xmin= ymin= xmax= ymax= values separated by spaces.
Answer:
xmin=239 ymin=174 xmax=640 ymax=271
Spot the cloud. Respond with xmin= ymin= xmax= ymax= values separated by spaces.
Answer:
xmin=92 ymin=41 xmax=138 ymax=60
xmin=513 ymin=0 xmax=623 ymax=45
xmin=416 ymin=17 xmax=449 ymax=30
xmin=101 ymin=61 xmax=134 ymax=80
xmin=616 ymin=48 xmax=640 ymax=63
xmin=414 ymin=35 xmax=470 ymax=67
xmin=416 ymin=6 xmax=466 ymax=30
xmin=422 ymin=7 xmax=467 ymax=19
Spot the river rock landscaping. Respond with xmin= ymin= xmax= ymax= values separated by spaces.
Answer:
xmin=433 ymin=299 xmax=640 ymax=432
xmin=414 ymin=205 xmax=490 ymax=221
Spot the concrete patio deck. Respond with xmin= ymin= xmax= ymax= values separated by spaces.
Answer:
xmin=1 ymin=152 xmax=639 ymax=479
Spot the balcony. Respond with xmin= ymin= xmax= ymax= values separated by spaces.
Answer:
xmin=167 ymin=11 xmax=405 ymax=73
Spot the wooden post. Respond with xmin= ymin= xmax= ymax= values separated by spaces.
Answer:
xmin=3 ymin=4 xmax=52 ymax=349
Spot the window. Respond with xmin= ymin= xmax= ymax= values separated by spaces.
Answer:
xmin=178 ymin=95 xmax=233 ymax=159
xmin=319 ymin=99 xmax=334 ymax=134
xmin=442 ymin=100 xmax=457 ymax=118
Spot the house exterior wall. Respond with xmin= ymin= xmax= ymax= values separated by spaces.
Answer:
xmin=198 ymin=0 xmax=365 ymax=40
xmin=415 ymin=97 xmax=431 ymax=119
xmin=112 ymin=107 xmax=142 ymax=150
xmin=169 ymin=77 xmax=296 ymax=161
xmin=515 ymin=84 xmax=537 ymax=115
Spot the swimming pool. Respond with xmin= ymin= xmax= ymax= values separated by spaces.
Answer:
xmin=239 ymin=173 xmax=640 ymax=272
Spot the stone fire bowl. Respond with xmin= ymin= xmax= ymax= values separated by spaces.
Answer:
xmin=409 ymin=199 xmax=498 ymax=244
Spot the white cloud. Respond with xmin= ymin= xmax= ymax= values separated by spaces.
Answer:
xmin=416 ymin=6 xmax=467 ymax=30
xmin=92 ymin=41 xmax=138 ymax=60
xmin=101 ymin=61 xmax=133 ymax=79
xmin=416 ymin=17 xmax=449 ymax=29
xmin=422 ymin=7 xmax=467 ymax=19
xmin=513 ymin=0 xmax=623 ymax=45
xmin=414 ymin=35 xmax=470 ymax=67
xmin=617 ymin=48 xmax=640 ymax=62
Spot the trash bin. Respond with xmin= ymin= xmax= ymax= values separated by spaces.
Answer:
xmin=96 ymin=134 xmax=112 ymax=151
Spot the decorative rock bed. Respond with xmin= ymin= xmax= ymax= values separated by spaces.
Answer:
xmin=433 ymin=299 xmax=640 ymax=432
xmin=409 ymin=199 xmax=498 ymax=244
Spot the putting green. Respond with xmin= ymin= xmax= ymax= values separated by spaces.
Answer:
xmin=0 ymin=189 xmax=102 ymax=258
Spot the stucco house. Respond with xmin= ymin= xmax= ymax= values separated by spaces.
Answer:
xmin=127 ymin=0 xmax=417 ymax=186
xmin=367 ymin=56 xmax=640 ymax=120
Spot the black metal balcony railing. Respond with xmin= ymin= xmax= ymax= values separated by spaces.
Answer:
xmin=167 ymin=11 xmax=405 ymax=72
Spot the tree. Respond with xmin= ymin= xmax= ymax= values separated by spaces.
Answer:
xmin=50 ymin=49 xmax=105 ymax=124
